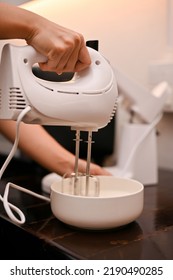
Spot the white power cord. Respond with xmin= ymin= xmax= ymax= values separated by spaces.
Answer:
xmin=0 ymin=106 xmax=50 ymax=225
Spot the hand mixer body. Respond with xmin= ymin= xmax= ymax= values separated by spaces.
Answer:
xmin=0 ymin=44 xmax=118 ymax=131
xmin=0 ymin=45 xmax=144 ymax=229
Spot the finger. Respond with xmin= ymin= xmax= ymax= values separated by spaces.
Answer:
xmin=79 ymin=45 xmax=91 ymax=65
xmin=57 ymin=44 xmax=91 ymax=73
xmin=54 ymin=34 xmax=84 ymax=73
xmin=73 ymin=46 xmax=91 ymax=72
xmin=54 ymin=46 xmax=78 ymax=73
xmin=57 ymin=48 xmax=81 ymax=73
xmin=39 ymin=45 xmax=78 ymax=73
xmin=39 ymin=55 xmax=62 ymax=72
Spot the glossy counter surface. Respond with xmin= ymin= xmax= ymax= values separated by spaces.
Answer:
xmin=0 ymin=158 xmax=173 ymax=260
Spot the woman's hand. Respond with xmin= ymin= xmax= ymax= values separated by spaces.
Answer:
xmin=0 ymin=3 xmax=91 ymax=74
xmin=26 ymin=19 xmax=91 ymax=73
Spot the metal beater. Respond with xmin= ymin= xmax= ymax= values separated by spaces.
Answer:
xmin=62 ymin=129 xmax=100 ymax=197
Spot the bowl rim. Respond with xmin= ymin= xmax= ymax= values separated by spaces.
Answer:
xmin=51 ymin=176 xmax=144 ymax=200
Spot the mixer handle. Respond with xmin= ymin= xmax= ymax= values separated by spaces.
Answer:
xmin=20 ymin=44 xmax=98 ymax=74
xmin=20 ymin=45 xmax=48 ymax=66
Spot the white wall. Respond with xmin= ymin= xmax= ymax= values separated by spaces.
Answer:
xmin=0 ymin=0 xmax=168 ymax=83
xmin=0 ymin=0 xmax=172 ymax=169
xmin=20 ymin=0 xmax=167 ymax=86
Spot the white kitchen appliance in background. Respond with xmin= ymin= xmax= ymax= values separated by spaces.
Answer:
xmin=42 ymin=67 xmax=171 ymax=191
xmin=106 ymin=69 xmax=171 ymax=185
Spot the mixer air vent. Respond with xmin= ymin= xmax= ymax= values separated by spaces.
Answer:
xmin=9 ymin=87 xmax=27 ymax=110
xmin=109 ymin=98 xmax=118 ymax=122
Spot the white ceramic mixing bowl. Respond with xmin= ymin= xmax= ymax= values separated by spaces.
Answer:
xmin=50 ymin=176 xmax=144 ymax=230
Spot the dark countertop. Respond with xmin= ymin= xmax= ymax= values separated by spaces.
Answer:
xmin=0 ymin=157 xmax=173 ymax=260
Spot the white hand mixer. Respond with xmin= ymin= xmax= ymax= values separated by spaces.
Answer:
xmin=0 ymin=44 xmax=144 ymax=230
xmin=0 ymin=43 xmax=118 ymax=197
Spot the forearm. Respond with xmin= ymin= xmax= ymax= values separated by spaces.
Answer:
xmin=0 ymin=120 xmax=75 ymax=176
xmin=0 ymin=120 xmax=111 ymax=176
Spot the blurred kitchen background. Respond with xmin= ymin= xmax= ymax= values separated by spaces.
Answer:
xmin=0 ymin=0 xmax=172 ymax=172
